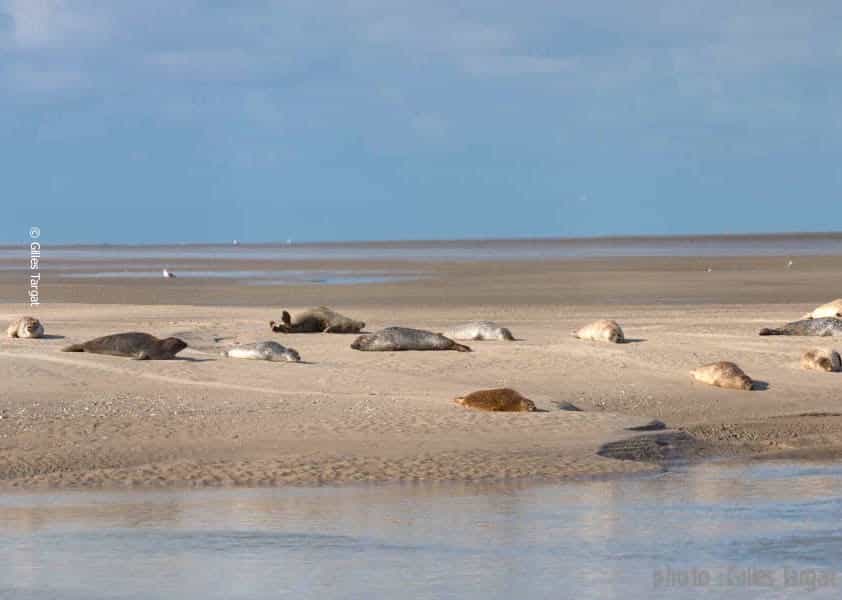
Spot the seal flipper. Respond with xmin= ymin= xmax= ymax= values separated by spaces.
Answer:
xmin=453 ymin=343 xmax=472 ymax=352
xmin=282 ymin=310 xmax=292 ymax=326
xmin=758 ymin=328 xmax=783 ymax=336
xmin=61 ymin=344 xmax=85 ymax=352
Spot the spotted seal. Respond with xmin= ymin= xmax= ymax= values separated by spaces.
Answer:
xmin=62 ymin=332 xmax=187 ymax=359
xmin=223 ymin=341 xmax=301 ymax=362
xmin=800 ymin=348 xmax=841 ymax=372
xmin=454 ymin=388 xmax=536 ymax=412
xmin=270 ymin=306 xmax=365 ymax=333
xmin=442 ymin=321 xmax=515 ymax=341
xmin=758 ymin=318 xmax=842 ymax=337
xmin=7 ymin=316 xmax=44 ymax=339
xmin=690 ymin=361 xmax=754 ymax=391
xmin=572 ymin=319 xmax=624 ymax=343
xmin=351 ymin=327 xmax=471 ymax=352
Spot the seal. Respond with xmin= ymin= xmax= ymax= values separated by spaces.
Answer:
xmin=223 ymin=341 xmax=301 ymax=362
xmin=801 ymin=299 xmax=842 ymax=320
xmin=800 ymin=348 xmax=842 ymax=372
xmin=61 ymin=332 xmax=187 ymax=359
xmin=572 ymin=319 xmax=624 ymax=343
xmin=351 ymin=327 xmax=471 ymax=352
xmin=7 ymin=316 xmax=44 ymax=339
xmin=270 ymin=306 xmax=365 ymax=333
xmin=690 ymin=361 xmax=754 ymax=390
xmin=442 ymin=321 xmax=515 ymax=341
xmin=454 ymin=388 xmax=536 ymax=412
xmin=758 ymin=317 xmax=842 ymax=337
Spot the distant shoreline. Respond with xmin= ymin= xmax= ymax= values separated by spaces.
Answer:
xmin=2 ymin=230 xmax=841 ymax=249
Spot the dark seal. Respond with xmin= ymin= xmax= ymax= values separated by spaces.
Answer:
xmin=61 ymin=332 xmax=188 ymax=360
xmin=351 ymin=327 xmax=471 ymax=352
xmin=270 ymin=306 xmax=365 ymax=333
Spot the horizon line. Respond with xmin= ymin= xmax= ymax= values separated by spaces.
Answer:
xmin=2 ymin=230 xmax=842 ymax=248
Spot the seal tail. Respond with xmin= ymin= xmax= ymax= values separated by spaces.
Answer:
xmin=454 ymin=397 xmax=467 ymax=406
xmin=453 ymin=343 xmax=472 ymax=352
xmin=758 ymin=328 xmax=784 ymax=336
xmin=61 ymin=344 xmax=85 ymax=352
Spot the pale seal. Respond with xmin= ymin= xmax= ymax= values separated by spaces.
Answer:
xmin=801 ymin=299 xmax=842 ymax=320
xmin=758 ymin=318 xmax=842 ymax=337
xmin=7 ymin=316 xmax=44 ymax=339
xmin=270 ymin=306 xmax=365 ymax=334
xmin=572 ymin=319 xmax=624 ymax=343
xmin=442 ymin=321 xmax=515 ymax=341
xmin=223 ymin=341 xmax=301 ymax=362
xmin=800 ymin=348 xmax=841 ymax=372
xmin=351 ymin=327 xmax=471 ymax=352
xmin=454 ymin=388 xmax=536 ymax=412
xmin=690 ymin=361 xmax=754 ymax=391
xmin=62 ymin=332 xmax=187 ymax=359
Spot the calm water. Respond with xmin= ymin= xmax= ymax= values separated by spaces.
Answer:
xmin=2 ymin=461 xmax=842 ymax=599
xmin=3 ymin=233 xmax=842 ymax=263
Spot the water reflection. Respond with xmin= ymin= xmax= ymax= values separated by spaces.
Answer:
xmin=2 ymin=462 xmax=842 ymax=599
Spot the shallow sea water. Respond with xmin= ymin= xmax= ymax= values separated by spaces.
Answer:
xmin=2 ymin=461 xmax=841 ymax=599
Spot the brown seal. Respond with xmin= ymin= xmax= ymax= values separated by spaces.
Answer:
xmin=454 ymin=388 xmax=537 ymax=412
xmin=62 ymin=332 xmax=187 ymax=360
xmin=690 ymin=361 xmax=753 ymax=390
xmin=800 ymin=349 xmax=841 ymax=372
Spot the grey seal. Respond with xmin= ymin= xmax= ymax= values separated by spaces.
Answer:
xmin=223 ymin=341 xmax=301 ymax=362
xmin=7 ymin=316 xmax=44 ymax=338
xmin=351 ymin=327 xmax=471 ymax=352
xmin=442 ymin=321 xmax=515 ymax=341
xmin=758 ymin=317 xmax=842 ymax=337
xmin=62 ymin=332 xmax=187 ymax=359
xmin=270 ymin=306 xmax=365 ymax=333
xmin=454 ymin=388 xmax=536 ymax=412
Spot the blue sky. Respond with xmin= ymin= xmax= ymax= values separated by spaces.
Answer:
xmin=1 ymin=1 xmax=841 ymax=243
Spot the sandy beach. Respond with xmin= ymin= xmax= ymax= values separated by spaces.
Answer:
xmin=2 ymin=248 xmax=842 ymax=488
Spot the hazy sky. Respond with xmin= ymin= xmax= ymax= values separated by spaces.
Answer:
xmin=2 ymin=1 xmax=841 ymax=243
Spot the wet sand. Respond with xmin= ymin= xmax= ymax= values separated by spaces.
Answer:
xmin=1 ymin=252 xmax=842 ymax=488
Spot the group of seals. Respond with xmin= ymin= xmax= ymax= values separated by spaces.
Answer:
xmin=7 ymin=316 xmax=44 ymax=339
xmin=270 ymin=307 xmax=365 ymax=334
xmin=62 ymin=332 xmax=188 ymax=360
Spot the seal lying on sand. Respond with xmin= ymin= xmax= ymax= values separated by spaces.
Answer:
xmin=758 ymin=317 xmax=842 ymax=337
xmin=690 ymin=361 xmax=754 ymax=391
xmin=223 ymin=341 xmax=301 ymax=362
xmin=455 ymin=388 xmax=536 ymax=412
xmin=270 ymin=307 xmax=365 ymax=333
xmin=442 ymin=321 xmax=515 ymax=341
xmin=62 ymin=333 xmax=187 ymax=359
xmin=801 ymin=348 xmax=841 ymax=372
xmin=802 ymin=299 xmax=842 ymax=320
xmin=572 ymin=319 xmax=624 ymax=343
xmin=351 ymin=327 xmax=471 ymax=352
xmin=7 ymin=316 xmax=44 ymax=338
